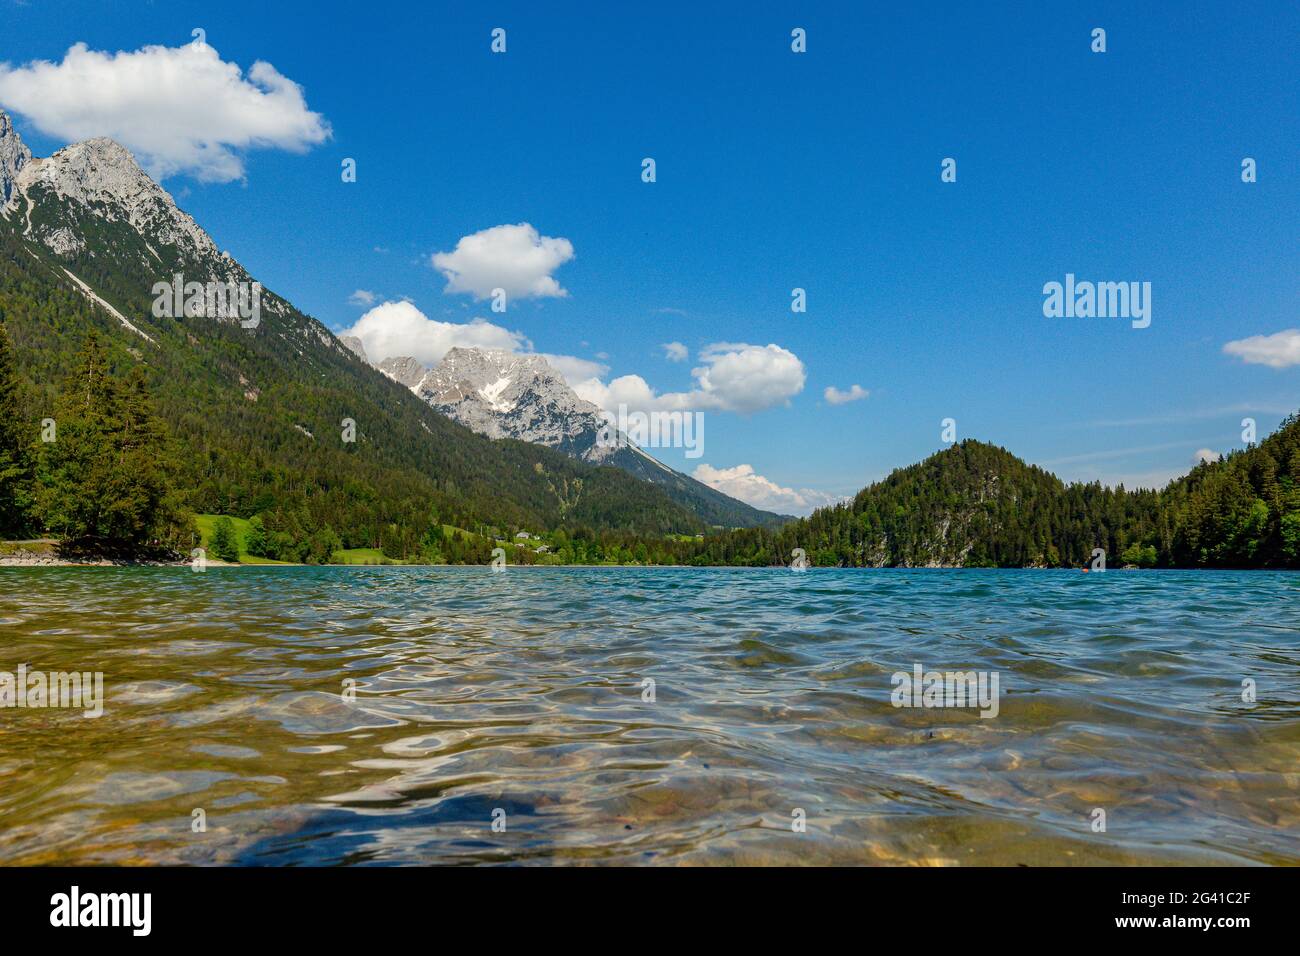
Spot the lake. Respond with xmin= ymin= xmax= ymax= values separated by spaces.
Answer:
xmin=1 ymin=566 xmax=1297 ymax=865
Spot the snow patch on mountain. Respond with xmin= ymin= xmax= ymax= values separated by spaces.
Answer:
xmin=479 ymin=376 xmax=514 ymax=412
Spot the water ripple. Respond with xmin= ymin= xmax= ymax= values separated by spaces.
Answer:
xmin=0 ymin=566 xmax=1297 ymax=865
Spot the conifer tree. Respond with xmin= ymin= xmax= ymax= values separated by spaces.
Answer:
xmin=244 ymin=514 xmax=270 ymax=557
xmin=35 ymin=332 xmax=119 ymax=544
xmin=210 ymin=516 xmax=239 ymax=562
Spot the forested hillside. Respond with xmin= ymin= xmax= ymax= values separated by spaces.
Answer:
xmin=1166 ymin=414 xmax=1300 ymax=567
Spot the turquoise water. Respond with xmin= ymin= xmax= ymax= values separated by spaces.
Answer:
xmin=1 ymin=566 xmax=1297 ymax=865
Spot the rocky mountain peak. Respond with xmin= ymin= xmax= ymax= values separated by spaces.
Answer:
xmin=0 ymin=110 xmax=32 ymax=204
xmin=340 ymin=335 xmax=369 ymax=363
xmin=20 ymin=137 xmax=156 ymax=204
xmin=4 ymin=124 xmax=225 ymax=267
xmin=358 ymin=344 xmax=609 ymax=450
xmin=419 ymin=347 xmax=599 ymax=421
xmin=434 ymin=347 xmax=557 ymax=384
xmin=376 ymin=355 xmax=426 ymax=388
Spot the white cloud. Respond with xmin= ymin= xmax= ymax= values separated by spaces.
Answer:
xmin=348 ymin=289 xmax=376 ymax=307
xmin=1223 ymin=329 xmax=1300 ymax=368
xmin=1193 ymin=448 xmax=1222 ymax=465
xmin=662 ymin=341 xmax=688 ymax=362
xmin=0 ymin=42 xmax=329 ymax=182
xmin=338 ymin=300 xmax=604 ymax=386
xmin=694 ymin=343 xmax=806 ymax=412
xmin=575 ymin=343 xmax=804 ymax=415
xmin=692 ymin=463 xmax=842 ymax=517
xmin=824 ymin=384 xmax=869 ymax=405
xmin=540 ymin=353 xmax=609 ymax=384
xmin=431 ymin=223 xmax=574 ymax=301
xmin=340 ymin=301 xmax=527 ymax=368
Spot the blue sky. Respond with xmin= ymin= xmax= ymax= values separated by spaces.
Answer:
xmin=2 ymin=0 xmax=1296 ymax=513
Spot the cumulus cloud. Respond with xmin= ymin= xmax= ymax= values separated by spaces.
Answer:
xmin=662 ymin=341 xmax=688 ymax=362
xmin=340 ymin=301 xmax=527 ymax=368
xmin=431 ymin=223 xmax=574 ymax=301
xmin=574 ymin=343 xmax=804 ymax=415
xmin=1193 ymin=448 xmax=1222 ymax=465
xmin=0 ymin=41 xmax=330 ymax=182
xmin=692 ymin=463 xmax=842 ymax=517
xmin=348 ymin=290 xmax=377 ymax=307
xmin=824 ymin=384 xmax=869 ymax=405
xmin=338 ymin=300 xmax=605 ymax=385
xmin=694 ymin=343 xmax=806 ymax=412
xmin=1223 ymin=329 xmax=1300 ymax=368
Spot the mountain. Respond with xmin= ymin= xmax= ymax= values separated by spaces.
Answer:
xmin=0 ymin=112 xmax=715 ymax=557
xmin=642 ymin=440 xmax=1163 ymax=568
xmin=370 ymin=346 xmax=788 ymax=529
xmin=834 ymin=440 xmax=1167 ymax=567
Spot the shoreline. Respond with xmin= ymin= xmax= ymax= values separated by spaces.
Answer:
xmin=1 ymin=557 xmax=1280 ymax=571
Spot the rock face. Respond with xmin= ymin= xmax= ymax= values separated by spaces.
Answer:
xmin=377 ymin=355 xmax=427 ymax=389
xmin=0 ymin=111 xmax=32 ymax=203
xmin=340 ymin=336 xmax=369 ymax=363
xmin=369 ymin=346 xmax=787 ymax=528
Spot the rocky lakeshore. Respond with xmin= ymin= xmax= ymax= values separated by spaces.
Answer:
xmin=0 ymin=541 xmax=187 ymax=567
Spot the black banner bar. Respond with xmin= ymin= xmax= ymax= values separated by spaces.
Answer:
xmin=0 ymin=865 xmax=1283 ymax=942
